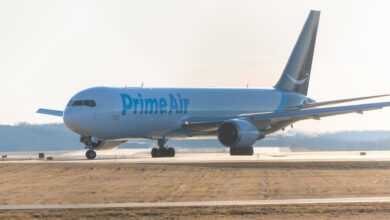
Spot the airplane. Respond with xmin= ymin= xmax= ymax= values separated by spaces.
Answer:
xmin=37 ymin=10 xmax=390 ymax=159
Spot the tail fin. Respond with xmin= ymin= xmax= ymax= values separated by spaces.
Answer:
xmin=275 ymin=10 xmax=320 ymax=95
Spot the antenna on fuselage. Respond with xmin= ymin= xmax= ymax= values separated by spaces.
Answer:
xmin=141 ymin=82 xmax=144 ymax=88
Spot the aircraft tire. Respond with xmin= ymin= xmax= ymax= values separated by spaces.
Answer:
xmin=230 ymin=146 xmax=254 ymax=156
xmin=167 ymin=147 xmax=175 ymax=157
xmin=151 ymin=148 xmax=159 ymax=158
xmin=86 ymin=149 xmax=97 ymax=160
xmin=247 ymin=146 xmax=254 ymax=155
xmin=151 ymin=147 xmax=175 ymax=158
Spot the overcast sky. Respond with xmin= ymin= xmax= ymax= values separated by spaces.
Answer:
xmin=0 ymin=0 xmax=389 ymax=132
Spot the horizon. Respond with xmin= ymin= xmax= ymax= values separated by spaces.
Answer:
xmin=2 ymin=123 xmax=390 ymax=153
xmin=3 ymin=122 xmax=390 ymax=134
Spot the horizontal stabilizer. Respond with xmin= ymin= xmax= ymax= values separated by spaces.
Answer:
xmin=36 ymin=108 xmax=63 ymax=117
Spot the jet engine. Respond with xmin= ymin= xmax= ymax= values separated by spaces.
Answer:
xmin=217 ymin=119 xmax=264 ymax=147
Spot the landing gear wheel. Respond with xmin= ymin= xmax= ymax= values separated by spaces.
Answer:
xmin=151 ymin=148 xmax=159 ymax=158
xmin=86 ymin=149 xmax=97 ymax=160
xmin=150 ymin=147 xmax=175 ymax=158
xmin=230 ymin=146 xmax=254 ymax=156
xmin=167 ymin=147 xmax=175 ymax=157
xmin=151 ymin=138 xmax=175 ymax=158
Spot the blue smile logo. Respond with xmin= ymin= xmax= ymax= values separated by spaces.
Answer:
xmin=120 ymin=93 xmax=190 ymax=115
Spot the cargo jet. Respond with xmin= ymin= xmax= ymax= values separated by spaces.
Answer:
xmin=38 ymin=10 xmax=390 ymax=159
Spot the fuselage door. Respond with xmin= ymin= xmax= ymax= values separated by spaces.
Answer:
xmin=110 ymin=94 xmax=121 ymax=125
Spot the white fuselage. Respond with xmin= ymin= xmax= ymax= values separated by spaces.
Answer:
xmin=63 ymin=87 xmax=307 ymax=141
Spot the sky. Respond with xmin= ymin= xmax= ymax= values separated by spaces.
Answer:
xmin=0 ymin=0 xmax=389 ymax=132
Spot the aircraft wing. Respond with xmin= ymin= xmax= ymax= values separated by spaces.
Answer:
xmin=182 ymin=101 xmax=390 ymax=131
xmin=36 ymin=108 xmax=64 ymax=117
xmin=243 ymin=101 xmax=390 ymax=122
xmin=289 ymin=94 xmax=389 ymax=110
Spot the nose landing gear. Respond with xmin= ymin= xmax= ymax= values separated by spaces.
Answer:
xmin=81 ymin=136 xmax=100 ymax=160
xmin=151 ymin=138 xmax=175 ymax=158
xmin=86 ymin=149 xmax=97 ymax=160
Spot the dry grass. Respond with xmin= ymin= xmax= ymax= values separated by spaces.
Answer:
xmin=1 ymin=161 xmax=390 ymax=219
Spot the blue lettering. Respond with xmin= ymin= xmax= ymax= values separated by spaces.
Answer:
xmin=138 ymin=93 xmax=144 ymax=114
xmin=169 ymin=94 xmax=178 ymax=114
xmin=121 ymin=94 xmax=132 ymax=116
xmin=159 ymin=98 xmax=167 ymax=114
xmin=133 ymin=98 xmax=139 ymax=114
xmin=183 ymin=98 xmax=190 ymax=113
xmin=145 ymin=98 xmax=158 ymax=114
xmin=120 ymin=93 xmax=189 ymax=115
xmin=177 ymin=94 xmax=183 ymax=114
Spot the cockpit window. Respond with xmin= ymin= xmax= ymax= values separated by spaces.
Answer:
xmin=84 ymin=100 xmax=96 ymax=107
xmin=73 ymin=100 xmax=84 ymax=106
xmin=68 ymin=100 xmax=96 ymax=107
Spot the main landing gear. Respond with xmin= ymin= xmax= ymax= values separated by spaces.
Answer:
xmin=151 ymin=138 xmax=175 ymax=158
xmin=230 ymin=146 xmax=254 ymax=156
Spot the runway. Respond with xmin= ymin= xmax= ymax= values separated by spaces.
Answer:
xmin=2 ymin=147 xmax=390 ymax=163
xmin=2 ymin=196 xmax=390 ymax=210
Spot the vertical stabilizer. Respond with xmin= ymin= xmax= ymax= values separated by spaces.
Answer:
xmin=275 ymin=10 xmax=320 ymax=95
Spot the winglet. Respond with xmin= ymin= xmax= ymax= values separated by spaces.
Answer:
xmin=36 ymin=108 xmax=64 ymax=117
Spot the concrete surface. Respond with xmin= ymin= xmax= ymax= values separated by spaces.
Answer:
xmin=2 ymin=196 xmax=390 ymax=210
xmin=1 ymin=147 xmax=390 ymax=163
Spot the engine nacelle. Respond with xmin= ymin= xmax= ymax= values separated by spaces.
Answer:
xmin=217 ymin=119 xmax=264 ymax=147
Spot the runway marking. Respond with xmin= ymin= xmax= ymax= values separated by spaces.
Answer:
xmin=2 ymin=197 xmax=390 ymax=210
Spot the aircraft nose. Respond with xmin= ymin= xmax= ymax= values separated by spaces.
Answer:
xmin=63 ymin=106 xmax=95 ymax=137
xmin=63 ymin=108 xmax=79 ymax=132
xmin=63 ymin=107 xmax=90 ymax=136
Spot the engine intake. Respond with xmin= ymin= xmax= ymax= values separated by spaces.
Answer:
xmin=217 ymin=119 xmax=264 ymax=147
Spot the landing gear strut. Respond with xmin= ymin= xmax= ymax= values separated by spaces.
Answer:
xmin=230 ymin=146 xmax=254 ymax=156
xmin=151 ymin=138 xmax=175 ymax=158
xmin=80 ymin=136 xmax=99 ymax=160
